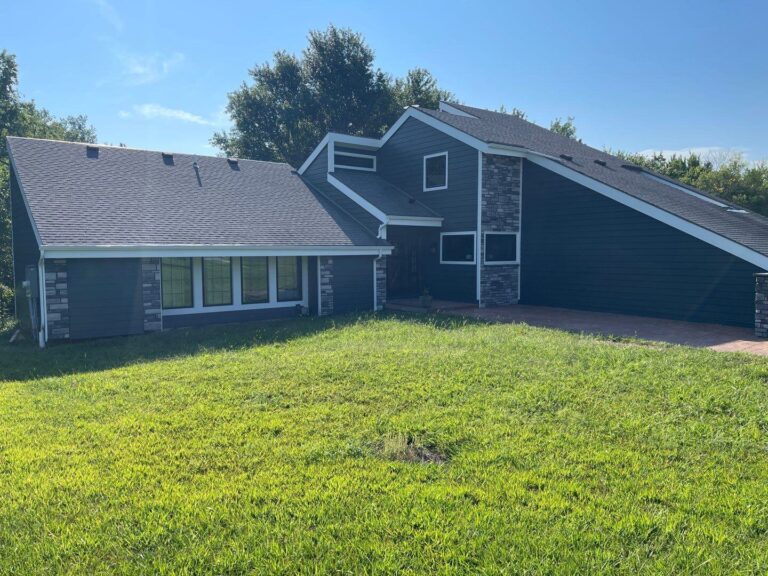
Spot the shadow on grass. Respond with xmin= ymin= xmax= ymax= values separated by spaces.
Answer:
xmin=0 ymin=311 xmax=480 ymax=382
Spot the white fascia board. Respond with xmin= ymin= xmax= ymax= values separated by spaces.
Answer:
xmin=42 ymin=245 xmax=393 ymax=259
xmin=298 ymin=134 xmax=331 ymax=175
xmin=388 ymin=216 xmax=443 ymax=227
xmin=7 ymin=148 xmax=44 ymax=247
xmin=527 ymin=155 xmax=768 ymax=271
xmin=381 ymin=108 xmax=490 ymax=151
xmin=438 ymin=102 xmax=478 ymax=118
xmin=327 ymin=173 xmax=388 ymax=223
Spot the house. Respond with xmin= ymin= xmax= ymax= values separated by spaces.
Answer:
xmin=9 ymin=102 xmax=768 ymax=346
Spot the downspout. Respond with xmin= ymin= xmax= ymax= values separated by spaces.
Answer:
xmin=374 ymin=222 xmax=387 ymax=311
xmin=37 ymin=250 xmax=47 ymax=348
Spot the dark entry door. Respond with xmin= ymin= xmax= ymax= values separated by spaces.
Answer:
xmin=68 ymin=258 xmax=144 ymax=339
xmin=387 ymin=227 xmax=424 ymax=298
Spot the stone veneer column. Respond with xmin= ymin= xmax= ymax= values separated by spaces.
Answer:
xmin=142 ymin=258 xmax=162 ymax=332
xmin=375 ymin=256 xmax=386 ymax=310
xmin=755 ymin=273 xmax=768 ymax=337
xmin=45 ymin=259 xmax=70 ymax=340
xmin=479 ymin=154 xmax=522 ymax=307
xmin=319 ymin=256 xmax=334 ymax=316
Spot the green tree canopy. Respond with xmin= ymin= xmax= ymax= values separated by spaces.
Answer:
xmin=0 ymin=49 xmax=96 ymax=321
xmin=212 ymin=26 xmax=454 ymax=167
xmin=617 ymin=150 xmax=768 ymax=215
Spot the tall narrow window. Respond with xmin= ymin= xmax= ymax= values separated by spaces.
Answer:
xmin=202 ymin=257 xmax=232 ymax=307
xmin=161 ymin=257 xmax=193 ymax=309
xmin=423 ymin=152 xmax=448 ymax=191
xmin=277 ymin=256 xmax=302 ymax=301
xmin=241 ymin=257 xmax=269 ymax=304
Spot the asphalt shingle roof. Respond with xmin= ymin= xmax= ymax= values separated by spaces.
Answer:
xmin=331 ymin=169 xmax=440 ymax=219
xmin=420 ymin=103 xmax=768 ymax=258
xmin=8 ymin=137 xmax=385 ymax=248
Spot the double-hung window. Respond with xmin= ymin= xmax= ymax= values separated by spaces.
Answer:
xmin=277 ymin=256 xmax=302 ymax=301
xmin=202 ymin=257 xmax=232 ymax=307
xmin=161 ymin=257 xmax=193 ymax=309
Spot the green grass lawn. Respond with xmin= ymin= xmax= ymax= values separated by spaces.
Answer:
xmin=0 ymin=314 xmax=767 ymax=574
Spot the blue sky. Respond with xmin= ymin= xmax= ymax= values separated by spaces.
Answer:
xmin=4 ymin=0 xmax=767 ymax=161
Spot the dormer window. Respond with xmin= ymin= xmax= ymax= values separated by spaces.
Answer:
xmin=334 ymin=152 xmax=376 ymax=171
xmin=423 ymin=152 xmax=448 ymax=191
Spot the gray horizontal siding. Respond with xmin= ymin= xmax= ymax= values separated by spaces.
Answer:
xmin=302 ymin=144 xmax=381 ymax=235
xmin=67 ymin=258 xmax=144 ymax=339
xmin=11 ymin=166 xmax=41 ymax=331
xmin=377 ymin=117 xmax=478 ymax=231
xmin=386 ymin=226 xmax=476 ymax=302
xmin=332 ymin=256 xmax=374 ymax=313
xmin=521 ymin=160 xmax=760 ymax=327
xmin=163 ymin=306 xmax=298 ymax=329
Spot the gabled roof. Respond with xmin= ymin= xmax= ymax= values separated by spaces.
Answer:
xmin=7 ymin=137 xmax=388 ymax=252
xmin=413 ymin=102 xmax=768 ymax=263
xmin=330 ymin=169 xmax=441 ymax=220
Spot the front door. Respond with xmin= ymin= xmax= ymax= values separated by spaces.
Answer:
xmin=387 ymin=226 xmax=425 ymax=298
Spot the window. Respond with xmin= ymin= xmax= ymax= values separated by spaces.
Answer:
xmin=161 ymin=258 xmax=193 ymax=309
xmin=423 ymin=152 xmax=448 ymax=191
xmin=334 ymin=152 xmax=376 ymax=171
xmin=202 ymin=257 xmax=232 ymax=307
xmin=440 ymin=232 xmax=475 ymax=264
xmin=277 ymin=256 xmax=302 ymax=301
xmin=484 ymin=233 xmax=518 ymax=264
xmin=241 ymin=257 xmax=269 ymax=304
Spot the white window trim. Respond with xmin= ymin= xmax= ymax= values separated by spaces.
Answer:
xmin=163 ymin=256 xmax=309 ymax=316
xmin=333 ymin=151 xmax=377 ymax=172
xmin=423 ymin=152 xmax=449 ymax=192
xmin=440 ymin=231 xmax=476 ymax=265
xmin=483 ymin=232 xmax=520 ymax=265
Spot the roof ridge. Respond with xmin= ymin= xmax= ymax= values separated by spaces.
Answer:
xmin=6 ymin=136 xmax=292 ymax=167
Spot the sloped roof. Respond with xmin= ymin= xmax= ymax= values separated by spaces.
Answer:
xmin=7 ymin=137 xmax=386 ymax=249
xmin=418 ymin=103 xmax=768 ymax=258
xmin=331 ymin=169 xmax=440 ymax=219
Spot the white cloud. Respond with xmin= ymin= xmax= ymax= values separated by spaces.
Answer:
xmin=117 ymin=110 xmax=131 ymax=118
xmin=88 ymin=0 xmax=123 ymax=32
xmin=118 ymin=51 xmax=185 ymax=85
xmin=133 ymin=104 xmax=215 ymax=126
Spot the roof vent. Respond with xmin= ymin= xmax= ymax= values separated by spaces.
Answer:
xmin=559 ymin=154 xmax=573 ymax=162
xmin=621 ymin=164 xmax=643 ymax=172
xmin=192 ymin=161 xmax=202 ymax=186
xmin=86 ymin=145 xmax=99 ymax=159
xmin=161 ymin=152 xmax=174 ymax=165
xmin=594 ymin=159 xmax=607 ymax=167
xmin=227 ymin=157 xmax=240 ymax=170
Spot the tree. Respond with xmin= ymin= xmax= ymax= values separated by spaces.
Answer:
xmin=616 ymin=149 xmax=768 ymax=216
xmin=213 ymin=25 xmax=454 ymax=167
xmin=550 ymin=116 xmax=578 ymax=140
xmin=0 ymin=49 xmax=96 ymax=323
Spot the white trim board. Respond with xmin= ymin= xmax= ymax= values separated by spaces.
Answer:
xmin=527 ymin=156 xmax=768 ymax=271
xmin=42 ymin=244 xmax=393 ymax=259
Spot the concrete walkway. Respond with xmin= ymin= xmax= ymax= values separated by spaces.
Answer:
xmin=445 ymin=304 xmax=768 ymax=356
